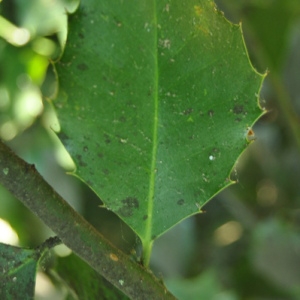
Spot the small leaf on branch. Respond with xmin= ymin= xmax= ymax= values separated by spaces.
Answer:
xmin=0 ymin=237 xmax=61 ymax=299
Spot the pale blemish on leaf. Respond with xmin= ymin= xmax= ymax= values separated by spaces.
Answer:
xmin=208 ymin=109 xmax=214 ymax=117
xmin=120 ymin=138 xmax=128 ymax=144
xmin=164 ymin=4 xmax=170 ymax=13
xmin=109 ymin=253 xmax=118 ymax=262
xmin=246 ymin=127 xmax=256 ymax=142
xmin=194 ymin=5 xmax=203 ymax=16
xmin=159 ymin=39 xmax=171 ymax=49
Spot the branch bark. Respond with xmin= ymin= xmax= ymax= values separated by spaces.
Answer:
xmin=0 ymin=141 xmax=176 ymax=300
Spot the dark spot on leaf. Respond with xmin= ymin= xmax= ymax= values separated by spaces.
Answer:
xmin=113 ymin=16 xmax=122 ymax=27
xmin=117 ymin=197 xmax=139 ymax=217
xmin=183 ymin=108 xmax=193 ymax=115
xmin=78 ymin=33 xmax=85 ymax=39
xmin=76 ymin=155 xmax=87 ymax=167
xmin=235 ymin=117 xmax=242 ymax=122
xmin=177 ymin=199 xmax=185 ymax=205
xmin=98 ymin=153 xmax=104 ymax=158
xmin=58 ymin=131 xmax=69 ymax=142
xmin=143 ymin=215 xmax=148 ymax=220
xmin=123 ymin=197 xmax=139 ymax=208
xmin=119 ymin=116 xmax=126 ymax=122
xmin=208 ymin=109 xmax=214 ymax=117
xmin=104 ymin=134 xmax=111 ymax=144
xmin=233 ymin=105 xmax=244 ymax=114
xmin=77 ymin=63 xmax=88 ymax=71
xmin=83 ymin=146 xmax=88 ymax=152
xmin=103 ymin=169 xmax=109 ymax=175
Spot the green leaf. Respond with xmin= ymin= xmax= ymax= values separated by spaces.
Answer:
xmin=53 ymin=253 xmax=129 ymax=300
xmin=54 ymin=0 xmax=264 ymax=261
xmin=165 ymin=269 xmax=238 ymax=300
xmin=0 ymin=243 xmax=39 ymax=300
xmin=0 ymin=238 xmax=61 ymax=299
xmin=251 ymin=220 xmax=300 ymax=291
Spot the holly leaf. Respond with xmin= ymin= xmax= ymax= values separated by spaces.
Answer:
xmin=54 ymin=0 xmax=265 ymax=260
xmin=0 ymin=243 xmax=39 ymax=300
xmin=53 ymin=253 xmax=129 ymax=299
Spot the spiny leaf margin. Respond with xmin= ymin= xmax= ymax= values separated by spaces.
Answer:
xmin=53 ymin=0 xmax=265 ymax=257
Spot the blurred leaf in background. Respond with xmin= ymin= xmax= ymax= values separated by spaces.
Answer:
xmin=0 ymin=1 xmax=81 ymax=298
xmin=0 ymin=0 xmax=68 ymax=140
xmin=50 ymin=253 xmax=130 ymax=300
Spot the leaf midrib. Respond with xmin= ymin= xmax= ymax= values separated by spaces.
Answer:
xmin=143 ymin=2 xmax=159 ymax=264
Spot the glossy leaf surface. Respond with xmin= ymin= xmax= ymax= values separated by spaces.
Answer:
xmin=55 ymin=0 xmax=264 ymax=255
xmin=0 ymin=243 xmax=38 ymax=300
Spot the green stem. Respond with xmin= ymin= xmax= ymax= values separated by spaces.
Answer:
xmin=0 ymin=141 xmax=176 ymax=300
xmin=142 ymin=239 xmax=154 ymax=267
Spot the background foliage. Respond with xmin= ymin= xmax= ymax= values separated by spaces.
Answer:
xmin=0 ymin=0 xmax=300 ymax=299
